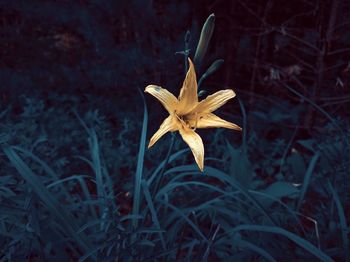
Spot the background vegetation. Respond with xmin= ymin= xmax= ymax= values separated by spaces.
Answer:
xmin=0 ymin=0 xmax=349 ymax=261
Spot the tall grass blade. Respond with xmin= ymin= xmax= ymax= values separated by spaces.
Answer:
xmin=132 ymin=89 xmax=148 ymax=229
xmin=328 ymin=180 xmax=350 ymax=262
xmin=72 ymin=108 xmax=90 ymax=135
xmin=88 ymin=127 xmax=107 ymax=231
xmin=141 ymin=179 xmax=166 ymax=250
xmin=89 ymin=128 xmax=105 ymax=202
xmin=157 ymin=181 xmax=227 ymax=197
xmin=296 ymin=152 xmax=320 ymax=211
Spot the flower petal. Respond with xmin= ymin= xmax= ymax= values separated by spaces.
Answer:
xmin=145 ymin=85 xmax=178 ymax=114
xmin=193 ymin=89 xmax=236 ymax=113
xmin=179 ymin=126 xmax=204 ymax=171
xmin=177 ymin=58 xmax=198 ymax=114
xmin=148 ymin=115 xmax=177 ymax=148
xmin=196 ymin=113 xmax=242 ymax=130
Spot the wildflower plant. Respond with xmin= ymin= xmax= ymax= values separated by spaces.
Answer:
xmin=145 ymin=58 xmax=241 ymax=171
xmin=0 ymin=5 xmax=348 ymax=262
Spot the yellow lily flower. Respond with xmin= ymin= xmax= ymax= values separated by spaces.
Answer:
xmin=145 ymin=58 xmax=241 ymax=171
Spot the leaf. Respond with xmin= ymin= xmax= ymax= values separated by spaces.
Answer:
xmin=227 ymin=143 xmax=254 ymax=188
xmin=141 ymin=179 xmax=166 ymax=250
xmin=297 ymin=139 xmax=316 ymax=152
xmin=296 ymin=152 xmax=320 ymax=211
xmin=132 ymin=89 xmax=148 ymax=229
xmin=287 ymin=152 xmax=306 ymax=176
xmin=263 ymin=182 xmax=299 ymax=199
xmin=328 ymin=181 xmax=350 ymax=262
xmin=261 ymin=182 xmax=299 ymax=207
xmin=89 ymin=128 xmax=103 ymax=198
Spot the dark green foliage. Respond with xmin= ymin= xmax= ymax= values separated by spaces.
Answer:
xmin=1 ymin=94 xmax=348 ymax=260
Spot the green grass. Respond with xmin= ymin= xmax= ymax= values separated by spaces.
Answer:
xmin=0 ymin=93 xmax=348 ymax=261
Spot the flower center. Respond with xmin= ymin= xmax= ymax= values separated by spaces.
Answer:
xmin=175 ymin=112 xmax=198 ymax=130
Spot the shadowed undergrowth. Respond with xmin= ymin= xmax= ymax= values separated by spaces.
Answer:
xmin=0 ymin=92 xmax=348 ymax=261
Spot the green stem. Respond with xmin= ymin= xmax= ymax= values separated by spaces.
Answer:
xmin=184 ymin=30 xmax=190 ymax=75
xmin=184 ymin=49 xmax=189 ymax=75
xmin=152 ymin=133 xmax=176 ymax=197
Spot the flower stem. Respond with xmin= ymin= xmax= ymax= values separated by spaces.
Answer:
xmin=184 ymin=30 xmax=190 ymax=75
xmin=152 ymin=132 xmax=176 ymax=197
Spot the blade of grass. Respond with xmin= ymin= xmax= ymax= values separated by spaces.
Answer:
xmin=73 ymin=109 xmax=115 ymax=215
xmin=157 ymin=181 xmax=227 ymax=198
xmin=88 ymin=128 xmax=110 ymax=232
xmin=202 ymin=224 xmax=220 ymax=261
xmin=89 ymin=128 xmax=105 ymax=204
xmin=151 ymin=132 xmax=176 ymax=197
xmin=132 ymin=89 xmax=148 ymax=229
xmin=77 ymin=218 xmax=117 ymax=234
xmin=72 ymin=108 xmax=90 ymax=135
xmin=279 ymin=127 xmax=298 ymax=174
xmin=328 ymin=180 xmax=349 ymax=262
xmin=141 ymin=179 xmax=166 ymax=250
xmin=101 ymin=157 xmax=117 ymax=211
xmin=296 ymin=152 xmax=320 ymax=212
